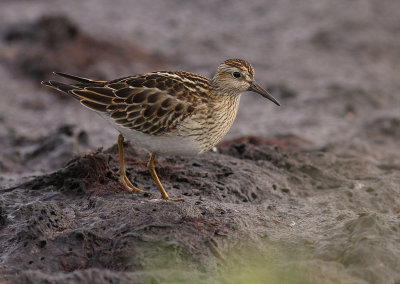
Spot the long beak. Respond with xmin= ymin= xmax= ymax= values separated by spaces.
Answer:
xmin=248 ymin=81 xmax=280 ymax=106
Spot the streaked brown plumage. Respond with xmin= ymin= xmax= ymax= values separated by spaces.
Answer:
xmin=42 ymin=59 xmax=280 ymax=201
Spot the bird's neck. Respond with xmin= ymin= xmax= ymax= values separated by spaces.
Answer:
xmin=208 ymin=79 xmax=242 ymax=119
xmin=209 ymin=93 xmax=240 ymax=133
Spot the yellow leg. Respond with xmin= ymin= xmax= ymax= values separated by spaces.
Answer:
xmin=117 ymin=134 xmax=147 ymax=193
xmin=147 ymin=153 xmax=184 ymax=202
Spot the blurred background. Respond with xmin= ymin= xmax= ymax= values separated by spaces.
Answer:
xmin=1 ymin=1 xmax=400 ymax=283
xmin=1 ymin=0 xmax=399 ymax=179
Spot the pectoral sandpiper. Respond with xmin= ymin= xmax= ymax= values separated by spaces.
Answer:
xmin=42 ymin=59 xmax=280 ymax=201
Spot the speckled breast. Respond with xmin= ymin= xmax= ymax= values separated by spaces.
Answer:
xmin=194 ymin=95 xmax=241 ymax=153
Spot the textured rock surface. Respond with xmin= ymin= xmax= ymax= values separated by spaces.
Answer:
xmin=0 ymin=1 xmax=399 ymax=283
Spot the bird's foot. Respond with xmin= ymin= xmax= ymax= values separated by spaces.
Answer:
xmin=120 ymin=173 xmax=148 ymax=194
xmin=161 ymin=195 xmax=185 ymax=202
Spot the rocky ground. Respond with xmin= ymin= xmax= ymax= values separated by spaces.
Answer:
xmin=0 ymin=1 xmax=399 ymax=283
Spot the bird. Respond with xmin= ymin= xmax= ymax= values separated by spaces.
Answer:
xmin=41 ymin=59 xmax=280 ymax=201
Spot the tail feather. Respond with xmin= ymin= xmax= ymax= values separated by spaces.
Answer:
xmin=41 ymin=80 xmax=81 ymax=99
xmin=53 ymin=72 xmax=106 ymax=84
xmin=42 ymin=72 xmax=107 ymax=100
xmin=41 ymin=73 xmax=117 ymax=114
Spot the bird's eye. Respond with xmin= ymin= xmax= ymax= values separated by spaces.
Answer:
xmin=233 ymin=72 xmax=241 ymax=78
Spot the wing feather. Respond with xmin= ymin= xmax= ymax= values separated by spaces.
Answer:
xmin=42 ymin=71 xmax=210 ymax=135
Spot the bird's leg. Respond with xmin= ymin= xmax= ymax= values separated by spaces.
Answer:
xmin=117 ymin=134 xmax=147 ymax=193
xmin=147 ymin=153 xmax=184 ymax=202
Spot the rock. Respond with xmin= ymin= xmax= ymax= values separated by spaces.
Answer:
xmin=1 ymin=137 xmax=399 ymax=283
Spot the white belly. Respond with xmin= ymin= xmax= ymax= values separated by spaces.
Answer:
xmin=115 ymin=125 xmax=202 ymax=156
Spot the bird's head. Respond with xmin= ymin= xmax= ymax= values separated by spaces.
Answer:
xmin=212 ymin=59 xmax=280 ymax=106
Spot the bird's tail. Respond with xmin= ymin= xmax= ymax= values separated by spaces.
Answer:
xmin=41 ymin=72 xmax=116 ymax=112
xmin=41 ymin=72 xmax=107 ymax=98
xmin=41 ymin=79 xmax=77 ymax=93
xmin=52 ymin=72 xmax=106 ymax=84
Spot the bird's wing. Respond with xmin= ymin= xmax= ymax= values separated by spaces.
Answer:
xmin=42 ymin=71 xmax=211 ymax=135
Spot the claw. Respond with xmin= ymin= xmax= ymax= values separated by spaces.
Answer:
xmin=120 ymin=173 xmax=148 ymax=193
xmin=161 ymin=196 xmax=185 ymax=202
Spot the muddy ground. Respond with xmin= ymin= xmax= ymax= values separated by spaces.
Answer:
xmin=0 ymin=1 xmax=399 ymax=283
